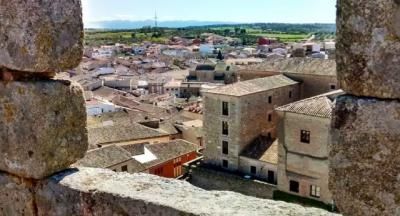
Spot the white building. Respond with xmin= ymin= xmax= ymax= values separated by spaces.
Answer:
xmin=199 ymin=44 xmax=215 ymax=56
xmin=164 ymin=80 xmax=182 ymax=97
xmin=92 ymin=46 xmax=115 ymax=59
xmin=86 ymin=99 xmax=118 ymax=116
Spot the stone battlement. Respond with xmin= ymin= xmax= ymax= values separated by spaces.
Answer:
xmin=1 ymin=167 xmax=337 ymax=215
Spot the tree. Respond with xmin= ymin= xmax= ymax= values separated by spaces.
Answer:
xmin=131 ymin=32 xmax=136 ymax=39
xmin=217 ymin=50 xmax=224 ymax=61
xmin=240 ymin=29 xmax=247 ymax=35
xmin=224 ymin=29 xmax=230 ymax=36
xmin=234 ymin=27 xmax=240 ymax=35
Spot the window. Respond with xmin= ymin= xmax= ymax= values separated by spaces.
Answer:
xmin=289 ymin=91 xmax=292 ymax=98
xmin=290 ymin=180 xmax=300 ymax=193
xmin=300 ymin=130 xmax=310 ymax=144
xmin=222 ymin=141 xmax=229 ymax=155
xmin=222 ymin=160 xmax=228 ymax=168
xmin=222 ymin=121 xmax=229 ymax=135
xmin=330 ymin=84 xmax=336 ymax=90
xmin=267 ymin=170 xmax=275 ymax=184
xmin=268 ymin=114 xmax=272 ymax=122
xmin=250 ymin=166 xmax=257 ymax=175
xmin=222 ymin=101 xmax=229 ymax=116
xmin=121 ymin=165 xmax=128 ymax=172
xmin=268 ymin=96 xmax=272 ymax=104
xmin=310 ymin=185 xmax=321 ymax=198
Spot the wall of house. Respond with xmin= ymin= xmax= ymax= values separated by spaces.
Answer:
xmin=238 ymin=156 xmax=277 ymax=184
xmin=149 ymin=151 xmax=197 ymax=178
xmin=181 ymin=127 xmax=203 ymax=148
xmin=203 ymin=84 xmax=300 ymax=172
xmin=109 ymin=160 xmax=149 ymax=174
xmin=203 ymin=94 xmax=241 ymax=171
xmin=238 ymin=70 xmax=338 ymax=99
xmin=284 ymin=73 xmax=338 ymax=99
xmin=277 ymin=112 xmax=332 ymax=204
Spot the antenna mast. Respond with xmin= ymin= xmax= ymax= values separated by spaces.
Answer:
xmin=154 ymin=11 xmax=158 ymax=29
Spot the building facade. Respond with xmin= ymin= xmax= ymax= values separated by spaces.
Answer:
xmin=203 ymin=75 xmax=300 ymax=172
xmin=238 ymin=58 xmax=338 ymax=99
xmin=275 ymin=90 xmax=343 ymax=204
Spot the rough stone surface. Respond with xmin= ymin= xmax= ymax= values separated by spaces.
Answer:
xmin=35 ymin=168 xmax=337 ymax=216
xmin=330 ymin=95 xmax=400 ymax=215
xmin=337 ymin=0 xmax=400 ymax=98
xmin=0 ymin=172 xmax=35 ymax=216
xmin=0 ymin=0 xmax=83 ymax=72
xmin=0 ymin=80 xmax=88 ymax=179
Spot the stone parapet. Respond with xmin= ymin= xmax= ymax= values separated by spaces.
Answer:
xmin=0 ymin=80 xmax=88 ymax=179
xmin=330 ymin=95 xmax=400 ymax=215
xmin=336 ymin=0 xmax=400 ymax=98
xmin=0 ymin=0 xmax=83 ymax=72
xmin=0 ymin=168 xmax=338 ymax=216
xmin=0 ymin=172 xmax=36 ymax=215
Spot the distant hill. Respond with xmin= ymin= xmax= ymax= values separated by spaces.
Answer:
xmin=85 ymin=20 xmax=238 ymax=29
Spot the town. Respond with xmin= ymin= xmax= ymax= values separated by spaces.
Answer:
xmin=65 ymin=22 xmax=339 ymax=211
xmin=2 ymin=0 xmax=397 ymax=215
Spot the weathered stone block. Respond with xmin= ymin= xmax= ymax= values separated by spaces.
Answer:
xmin=0 ymin=0 xmax=83 ymax=72
xmin=36 ymin=168 xmax=337 ymax=216
xmin=0 ymin=80 xmax=88 ymax=179
xmin=330 ymin=95 xmax=400 ymax=215
xmin=0 ymin=172 xmax=35 ymax=216
xmin=337 ymin=0 xmax=400 ymax=98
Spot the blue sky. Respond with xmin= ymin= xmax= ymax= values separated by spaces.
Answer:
xmin=82 ymin=0 xmax=336 ymax=24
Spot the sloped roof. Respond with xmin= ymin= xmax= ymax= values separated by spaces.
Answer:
xmin=276 ymin=90 xmax=344 ymax=118
xmin=204 ymin=75 xmax=298 ymax=97
xmin=241 ymin=57 xmax=336 ymax=77
xmin=75 ymin=145 xmax=132 ymax=168
xmin=88 ymin=123 xmax=169 ymax=146
xmin=240 ymin=136 xmax=278 ymax=165
xmin=143 ymin=140 xmax=198 ymax=168
xmin=196 ymin=64 xmax=216 ymax=71
xmin=121 ymin=142 xmax=147 ymax=156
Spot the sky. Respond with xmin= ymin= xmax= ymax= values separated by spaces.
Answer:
xmin=82 ymin=0 xmax=336 ymax=24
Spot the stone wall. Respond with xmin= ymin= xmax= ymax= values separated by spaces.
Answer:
xmin=187 ymin=165 xmax=277 ymax=200
xmin=278 ymin=112 xmax=332 ymax=204
xmin=239 ymin=58 xmax=338 ymax=99
xmin=203 ymin=83 xmax=300 ymax=171
xmin=331 ymin=0 xmax=400 ymax=215
xmin=0 ymin=167 xmax=337 ymax=216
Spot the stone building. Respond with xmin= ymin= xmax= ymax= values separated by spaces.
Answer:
xmin=275 ymin=90 xmax=343 ymax=204
xmin=76 ymin=140 xmax=198 ymax=179
xmin=188 ymin=62 xmax=237 ymax=84
xmin=239 ymin=58 xmax=338 ymax=99
xmin=203 ymin=75 xmax=300 ymax=172
xmin=239 ymin=139 xmax=278 ymax=184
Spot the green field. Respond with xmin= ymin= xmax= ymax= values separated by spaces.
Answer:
xmin=84 ymin=30 xmax=169 ymax=46
xmin=84 ymin=23 xmax=335 ymax=46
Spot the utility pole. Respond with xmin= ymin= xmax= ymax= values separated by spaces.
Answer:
xmin=154 ymin=11 xmax=158 ymax=29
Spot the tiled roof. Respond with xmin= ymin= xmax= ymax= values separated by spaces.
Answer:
xmin=204 ymin=75 xmax=298 ymax=96
xmin=276 ymin=90 xmax=344 ymax=118
xmin=241 ymin=58 xmax=336 ymax=76
xmin=88 ymin=122 xmax=168 ymax=147
xmin=120 ymin=142 xmax=147 ymax=156
xmin=74 ymin=145 xmax=132 ymax=168
xmin=143 ymin=140 xmax=198 ymax=168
